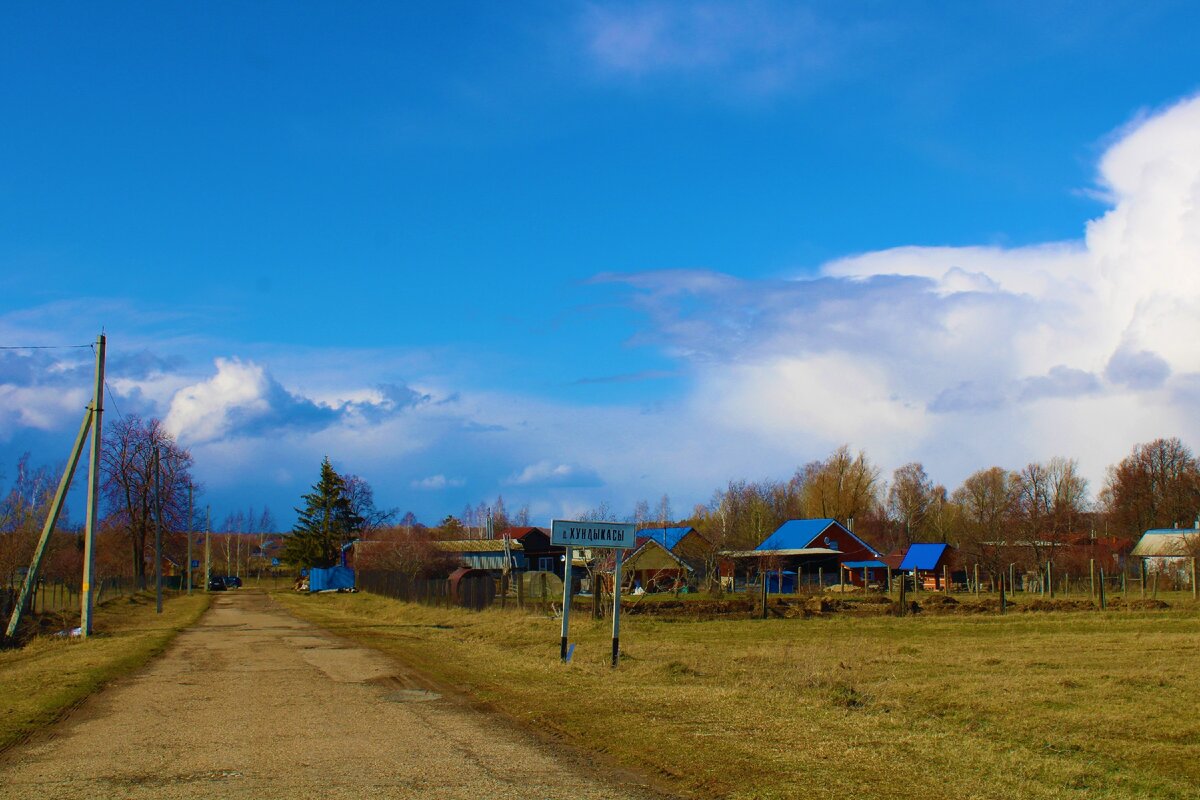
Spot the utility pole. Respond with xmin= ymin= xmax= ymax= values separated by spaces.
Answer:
xmin=154 ymin=446 xmax=163 ymax=614
xmin=187 ymin=483 xmax=194 ymax=594
xmin=81 ymin=333 xmax=105 ymax=638
xmin=204 ymin=505 xmax=211 ymax=591
xmin=5 ymin=408 xmax=92 ymax=641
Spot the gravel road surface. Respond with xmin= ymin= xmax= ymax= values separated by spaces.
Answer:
xmin=0 ymin=591 xmax=667 ymax=799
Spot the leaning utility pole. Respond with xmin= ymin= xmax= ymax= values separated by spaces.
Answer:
xmin=81 ymin=334 xmax=106 ymax=638
xmin=5 ymin=408 xmax=93 ymax=641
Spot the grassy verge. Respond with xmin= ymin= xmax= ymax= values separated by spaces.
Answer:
xmin=0 ymin=591 xmax=211 ymax=751
xmin=276 ymin=590 xmax=1200 ymax=800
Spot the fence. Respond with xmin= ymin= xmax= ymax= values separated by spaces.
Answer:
xmin=358 ymin=570 xmax=548 ymax=613
xmin=1 ymin=574 xmax=147 ymax=627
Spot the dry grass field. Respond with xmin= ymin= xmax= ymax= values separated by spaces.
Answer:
xmin=276 ymin=590 xmax=1200 ymax=800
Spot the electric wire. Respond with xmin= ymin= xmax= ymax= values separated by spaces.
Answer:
xmin=103 ymin=379 xmax=126 ymax=424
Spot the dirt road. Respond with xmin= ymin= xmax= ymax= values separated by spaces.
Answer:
xmin=0 ymin=591 xmax=666 ymax=799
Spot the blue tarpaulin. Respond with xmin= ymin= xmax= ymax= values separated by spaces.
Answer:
xmin=309 ymin=565 xmax=355 ymax=592
xmin=766 ymin=570 xmax=797 ymax=593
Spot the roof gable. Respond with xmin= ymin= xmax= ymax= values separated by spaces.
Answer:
xmin=757 ymin=519 xmax=880 ymax=556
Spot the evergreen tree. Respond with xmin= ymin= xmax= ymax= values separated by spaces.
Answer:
xmin=282 ymin=457 xmax=363 ymax=568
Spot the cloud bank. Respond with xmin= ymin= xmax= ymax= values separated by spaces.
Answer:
xmin=603 ymin=94 xmax=1200 ymax=489
xmin=6 ymin=95 xmax=1200 ymax=524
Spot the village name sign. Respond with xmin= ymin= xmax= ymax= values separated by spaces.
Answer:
xmin=551 ymin=520 xmax=636 ymax=667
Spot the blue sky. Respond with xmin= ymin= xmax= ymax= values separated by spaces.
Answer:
xmin=4 ymin=1 xmax=1200 ymax=527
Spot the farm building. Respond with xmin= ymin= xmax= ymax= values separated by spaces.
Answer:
xmin=430 ymin=539 xmax=524 ymax=575
xmin=1131 ymin=529 xmax=1199 ymax=578
xmin=897 ymin=542 xmax=957 ymax=590
xmin=723 ymin=518 xmax=883 ymax=590
xmin=502 ymin=526 xmax=565 ymax=576
xmin=621 ymin=539 xmax=695 ymax=592
xmin=620 ymin=527 xmax=711 ymax=591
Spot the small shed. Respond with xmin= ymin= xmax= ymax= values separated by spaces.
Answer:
xmin=1131 ymin=529 xmax=1200 ymax=577
xmin=898 ymin=543 xmax=955 ymax=590
xmin=503 ymin=527 xmax=564 ymax=575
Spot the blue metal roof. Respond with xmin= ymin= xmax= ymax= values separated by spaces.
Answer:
xmin=898 ymin=543 xmax=949 ymax=571
xmin=636 ymin=527 xmax=694 ymax=551
xmin=756 ymin=519 xmax=840 ymax=550
xmin=842 ymin=560 xmax=886 ymax=569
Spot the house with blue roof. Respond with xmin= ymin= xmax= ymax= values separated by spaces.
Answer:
xmin=724 ymin=518 xmax=884 ymax=590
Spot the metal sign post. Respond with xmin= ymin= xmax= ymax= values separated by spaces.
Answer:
xmin=551 ymin=520 xmax=636 ymax=667
xmin=560 ymin=545 xmax=573 ymax=662
xmin=611 ymin=551 xmax=622 ymax=667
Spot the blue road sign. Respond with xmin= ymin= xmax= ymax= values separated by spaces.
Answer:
xmin=271 ymin=558 xmax=280 ymax=567
xmin=191 ymin=560 xmax=200 ymax=569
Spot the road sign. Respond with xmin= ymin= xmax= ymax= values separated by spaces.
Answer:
xmin=551 ymin=520 xmax=636 ymax=549
xmin=191 ymin=560 xmax=200 ymax=569
xmin=271 ymin=558 xmax=280 ymax=567
xmin=552 ymin=520 xmax=637 ymax=669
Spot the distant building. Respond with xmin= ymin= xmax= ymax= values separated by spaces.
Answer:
xmin=1131 ymin=529 xmax=1200 ymax=579
xmin=722 ymin=518 xmax=883 ymax=590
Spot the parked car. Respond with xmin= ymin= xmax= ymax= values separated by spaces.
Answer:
xmin=207 ymin=577 xmax=227 ymax=591
xmin=222 ymin=576 xmax=243 ymax=589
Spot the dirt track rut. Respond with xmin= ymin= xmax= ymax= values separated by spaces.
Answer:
xmin=0 ymin=591 xmax=664 ymax=799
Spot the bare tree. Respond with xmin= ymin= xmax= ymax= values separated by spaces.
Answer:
xmin=101 ymin=416 xmax=193 ymax=586
xmin=799 ymin=445 xmax=881 ymax=525
xmin=1101 ymin=437 xmax=1200 ymax=536
xmin=887 ymin=462 xmax=935 ymax=548
xmin=952 ymin=466 xmax=1019 ymax=578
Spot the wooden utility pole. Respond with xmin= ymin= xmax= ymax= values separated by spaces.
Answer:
xmin=81 ymin=334 xmax=105 ymax=638
xmin=1089 ymin=558 xmax=1096 ymax=599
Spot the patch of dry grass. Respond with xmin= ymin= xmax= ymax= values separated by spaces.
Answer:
xmin=276 ymin=591 xmax=1200 ymax=800
xmin=0 ymin=591 xmax=210 ymax=751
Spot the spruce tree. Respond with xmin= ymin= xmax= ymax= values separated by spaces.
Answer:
xmin=283 ymin=457 xmax=364 ymax=568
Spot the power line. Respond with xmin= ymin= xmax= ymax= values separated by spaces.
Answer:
xmin=104 ymin=379 xmax=126 ymax=424
xmin=0 ymin=344 xmax=92 ymax=350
